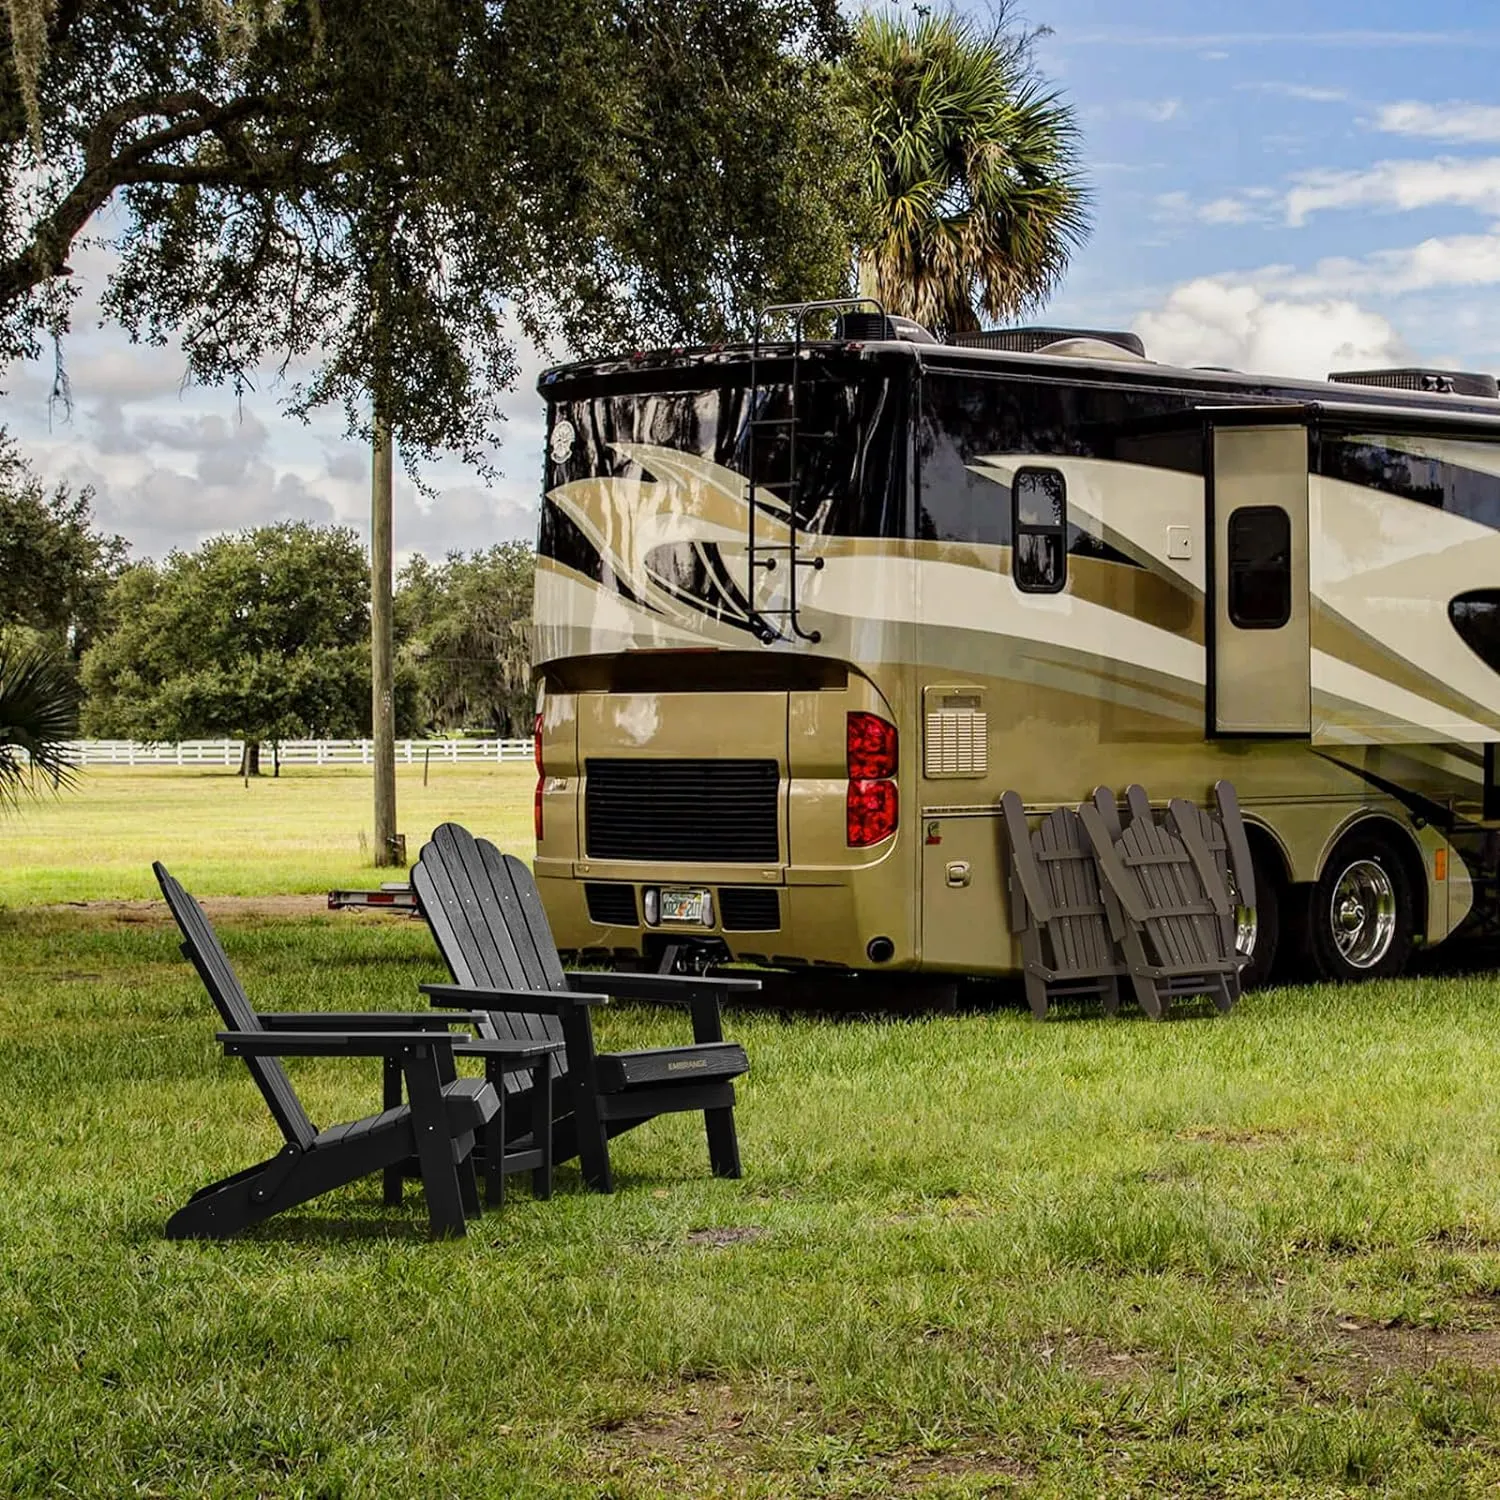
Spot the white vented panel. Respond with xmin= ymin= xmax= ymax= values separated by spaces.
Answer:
xmin=924 ymin=707 xmax=988 ymax=778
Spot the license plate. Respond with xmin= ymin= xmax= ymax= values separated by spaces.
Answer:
xmin=660 ymin=887 xmax=709 ymax=924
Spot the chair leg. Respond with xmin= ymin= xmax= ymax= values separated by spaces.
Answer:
xmin=485 ymin=1062 xmax=506 ymax=1209
xmin=532 ymin=1061 xmax=554 ymax=1201
xmin=573 ymin=1082 xmax=613 ymax=1194
xmin=457 ymin=1150 xmax=481 ymax=1218
xmin=382 ymin=1055 xmax=404 ymax=1207
xmin=403 ymin=1047 xmax=467 ymax=1238
xmin=705 ymin=1106 xmax=741 ymax=1179
xmin=1022 ymin=970 xmax=1049 ymax=1020
xmin=1101 ymin=975 xmax=1122 ymax=1017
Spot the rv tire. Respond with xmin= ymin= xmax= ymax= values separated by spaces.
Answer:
xmin=1239 ymin=849 xmax=1280 ymax=991
xmin=1308 ymin=828 xmax=1416 ymax=983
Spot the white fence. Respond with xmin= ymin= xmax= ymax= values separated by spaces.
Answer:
xmin=67 ymin=738 xmax=533 ymax=767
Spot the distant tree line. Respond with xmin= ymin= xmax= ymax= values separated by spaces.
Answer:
xmin=0 ymin=437 xmax=535 ymax=775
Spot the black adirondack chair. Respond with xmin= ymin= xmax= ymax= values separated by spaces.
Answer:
xmin=411 ymin=823 xmax=756 ymax=1193
xmin=1078 ymin=790 xmax=1244 ymax=1018
xmin=1001 ymin=790 xmax=1124 ymax=1019
xmin=155 ymin=862 xmax=502 ymax=1239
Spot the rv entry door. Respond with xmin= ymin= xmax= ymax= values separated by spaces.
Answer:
xmin=1210 ymin=424 xmax=1311 ymax=735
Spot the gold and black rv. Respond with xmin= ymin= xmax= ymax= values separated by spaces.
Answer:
xmin=531 ymin=308 xmax=1500 ymax=988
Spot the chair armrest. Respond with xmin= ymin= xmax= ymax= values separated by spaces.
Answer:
xmin=218 ymin=1030 xmax=470 ymax=1058
xmin=453 ymin=1037 xmax=564 ymax=1060
xmin=258 ymin=1011 xmax=488 ymax=1030
xmin=563 ymin=971 xmax=760 ymax=1003
xmin=421 ymin=982 xmax=608 ymax=1014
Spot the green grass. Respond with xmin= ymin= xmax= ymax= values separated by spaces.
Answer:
xmin=10 ymin=769 xmax=1500 ymax=1493
xmin=8 ymin=905 xmax=1500 ymax=1496
xmin=0 ymin=764 xmax=535 ymax=904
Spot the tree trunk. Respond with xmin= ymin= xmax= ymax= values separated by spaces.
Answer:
xmin=239 ymin=739 xmax=261 ymax=777
xmin=371 ymin=411 xmax=399 ymax=866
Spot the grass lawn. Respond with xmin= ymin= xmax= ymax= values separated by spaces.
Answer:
xmin=0 ymin=764 xmax=535 ymax=905
xmin=9 ymin=772 xmax=1500 ymax=1494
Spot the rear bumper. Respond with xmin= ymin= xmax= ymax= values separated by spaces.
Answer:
xmin=537 ymin=865 xmax=915 ymax=971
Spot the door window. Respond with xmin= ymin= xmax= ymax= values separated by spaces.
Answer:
xmin=1227 ymin=505 xmax=1291 ymax=628
xmin=1012 ymin=467 xmax=1067 ymax=593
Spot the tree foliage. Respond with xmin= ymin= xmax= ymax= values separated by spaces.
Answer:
xmin=845 ymin=6 xmax=1089 ymax=338
xmin=0 ymin=431 xmax=126 ymax=657
xmin=397 ymin=543 xmax=533 ymax=736
xmin=0 ymin=1 xmax=860 ymax=469
xmin=80 ymin=520 xmax=414 ymax=768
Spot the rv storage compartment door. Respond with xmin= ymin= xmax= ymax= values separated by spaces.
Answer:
xmin=1211 ymin=424 xmax=1311 ymax=736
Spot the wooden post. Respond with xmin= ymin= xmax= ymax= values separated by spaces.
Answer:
xmin=372 ymin=412 xmax=399 ymax=866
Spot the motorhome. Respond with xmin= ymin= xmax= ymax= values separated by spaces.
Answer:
xmin=530 ymin=304 xmax=1500 ymax=990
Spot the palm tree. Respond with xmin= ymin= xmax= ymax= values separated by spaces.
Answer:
xmin=846 ymin=7 xmax=1090 ymax=339
xmin=0 ymin=640 xmax=82 ymax=801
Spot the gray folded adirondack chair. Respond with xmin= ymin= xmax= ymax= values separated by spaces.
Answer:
xmin=411 ymin=823 xmax=755 ymax=1193
xmin=155 ymin=862 xmax=501 ymax=1239
xmin=1001 ymin=790 xmax=1125 ymax=1019
xmin=1164 ymin=781 xmax=1257 ymax=957
xmin=1078 ymin=786 xmax=1245 ymax=1018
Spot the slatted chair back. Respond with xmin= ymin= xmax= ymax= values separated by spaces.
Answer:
xmin=152 ymin=862 xmax=317 ymax=1151
xmin=1112 ymin=818 xmax=1227 ymax=970
xmin=412 ymin=824 xmax=567 ymax=1061
xmin=1165 ymin=782 xmax=1257 ymax=911
xmin=1002 ymin=792 xmax=1122 ymax=1017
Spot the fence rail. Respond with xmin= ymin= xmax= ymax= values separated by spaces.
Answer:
xmin=65 ymin=738 xmax=534 ymax=767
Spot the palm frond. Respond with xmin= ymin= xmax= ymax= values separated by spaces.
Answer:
xmin=0 ymin=642 xmax=83 ymax=803
xmin=847 ymin=6 xmax=1091 ymax=338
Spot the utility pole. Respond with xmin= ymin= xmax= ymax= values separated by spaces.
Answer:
xmin=371 ymin=410 xmax=399 ymax=865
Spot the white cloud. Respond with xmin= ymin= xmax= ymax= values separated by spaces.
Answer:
xmin=1240 ymin=82 xmax=1349 ymax=103
xmin=1124 ymin=98 xmax=1181 ymax=123
xmin=1199 ymin=197 xmax=1257 ymax=225
xmin=1279 ymin=228 xmax=1500 ymax=296
xmin=1134 ymin=277 xmax=1407 ymax=378
xmin=1285 ymin=156 xmax=1500 ymax=224
xmin=1375 ymin=101 xmax=1500 ymax=142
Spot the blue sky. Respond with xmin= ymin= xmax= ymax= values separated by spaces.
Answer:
xmin=6 ymin=1 xmax=1500 ymax=561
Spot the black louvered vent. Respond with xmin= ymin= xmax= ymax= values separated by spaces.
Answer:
xmin=719 ymin=887 xmax=781 ymax=931
xmin=586 ymin=759 xmax=780 ymax=863
xmin=585 ymin=882 xmax=638 ymax=926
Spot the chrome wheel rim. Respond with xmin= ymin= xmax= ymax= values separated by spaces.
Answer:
xmin=1235 ymin=905 xmax=1258 ymax=959
xmin=1328 ymin=859 xmax=1397 ymax=970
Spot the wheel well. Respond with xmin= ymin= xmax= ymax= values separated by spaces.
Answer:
xmin=1244 ymin=822 xmax=1290 ymax=895
xmin=1323 ymin=815 xmax=1428 ymax=936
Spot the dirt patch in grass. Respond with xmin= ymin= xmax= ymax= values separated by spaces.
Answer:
xmin=685 ymin=1226 xmax=765 ymax=1248
xmin=1175 ymin=1124 xmax=1296 ymax=1148
xmin=593 ymin=1382 xmax=1035 ymax=1494
xmin=38 ymin=894 xmax=373 ymax=923
xmin=1040 ymin=1334 xmax=1152 ymax=1387
xmin=1330 ymin=1315 xmax=1500 ymax=1387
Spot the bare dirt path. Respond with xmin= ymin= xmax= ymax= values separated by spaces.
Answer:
xmin=33 ymin=894 xmax=379 ymax=923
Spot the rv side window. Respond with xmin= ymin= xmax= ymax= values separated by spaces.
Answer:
xmin=1227 ymin=505 xmax=1292 ymax=629
xmin=1012 ymin=468 xmax=1067 ymax=594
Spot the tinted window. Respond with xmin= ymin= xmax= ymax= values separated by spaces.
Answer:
xmin=1450 ymin=591 xmax=1500 ymax=674
xmin=1227 ymin=506 xmax=1291 ymax=628
xmin=1013 ymin=468 xmax=1067 ymax=594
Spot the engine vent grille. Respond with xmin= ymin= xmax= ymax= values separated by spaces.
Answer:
xmin=585 ymin=759 xmax=780 ymax=863
xmin=924 ymin=691 xmax=988 ymax=778
xmin=1328 ymin=367 xmax=1498 ymax=399
xmin=585 ymin=882 xmax=638 ymax=926
xmin=719 ymin=887 xmax=781 ymax=931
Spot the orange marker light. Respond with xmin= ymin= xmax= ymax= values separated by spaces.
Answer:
xmin=1435 ymin=848 xmax=1448 ymax=882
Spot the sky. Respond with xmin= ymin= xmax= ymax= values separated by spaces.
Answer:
xmin=5 ymin=0 xmax=1500 ymax=564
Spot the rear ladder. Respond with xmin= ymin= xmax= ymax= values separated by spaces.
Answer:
xmin=746 ymin=298 xmax=888 ymax=644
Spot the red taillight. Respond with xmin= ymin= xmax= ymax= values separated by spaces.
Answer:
xmin=847 ymin=779 xmax=899 ymax=847
xmin=846 ymin=711 xmax=898 ymax=846
xmin=533 ymin=713 xmax=544 ymax=842
xmin=846 ymin=712 xmax=898 ymax=779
